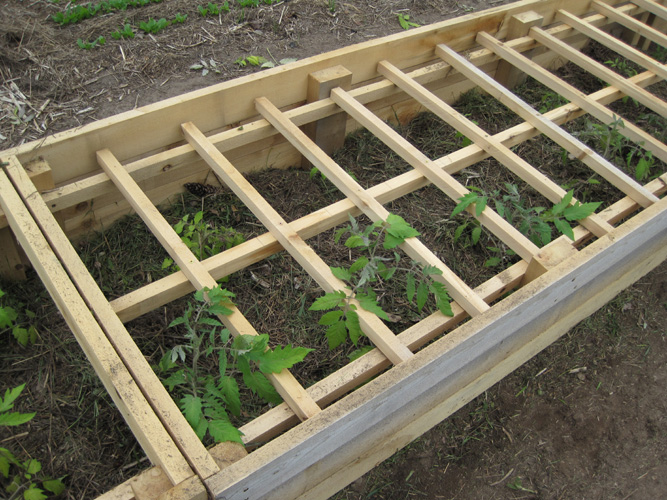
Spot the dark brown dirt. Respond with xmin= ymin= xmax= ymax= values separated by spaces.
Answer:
xmin=1 ymin=1 xmax=666 ymax=500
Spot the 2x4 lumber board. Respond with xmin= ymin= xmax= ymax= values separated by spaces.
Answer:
xmin=181 ymin=121 xmax=413 ymax=365
xmin=330 ymin=87 xmax=548 ymax=257
xmin=206 ymin=196 xmax=667 ymax=499
xmin=557 ymin=9 xmax=667 ymax=80
xmin=96 ymin=148 xmax=321 ymax=422
xmin=4 ymin=0 xmax=594 ymax=182
xmin=475 ymin=31 xmax=667 ymax=164
xmin=633 ymin=0 xmax=667 ymax=20
xmin=377 ymin=59 xmax=614 ymax=239
xmin=531 ymin=26 xmax=667 ymax=117
xmin=224 ymin=172 xmax=667 ymax=448
xmin=594 ymin=0 xmax=667 ymax=48
xmin=2 ymin=157 xmax=220 ymax=481
xmin=107 ymin=67 xmax=666 ymax=326
xmin=0 ymin=4 xmax=639 ymax=233
xmin=292 ymin=204 xmax=667 ymax=500
xmin=494 ymin=11 xmax=545 ymax=89
xmin=0 ymin=167 xmax=193 ymax=485
xmin=434 ymin=43 xmax=659 ymax=208
xmin=254 ymin=96 xmax=491 ymax=317
xmin=0 ymin=227 xmax=26 ymax=280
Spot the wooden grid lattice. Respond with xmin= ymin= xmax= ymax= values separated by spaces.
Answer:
xmin=1 ymin=0 xmax=666 ymax=498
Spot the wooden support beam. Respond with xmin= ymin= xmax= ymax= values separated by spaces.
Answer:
xmin=476 ymin=31 xmax=667 ymax=164
xmin=96 ymin=148 xmax=322 ymax=422
xmin=633 ymin=0 xmax=667 ymax=21
xmin=0 ymin=167 xmax=194 ymax=485
xmin=556 ymin=9 xmax=667 ymax=81
xmin=494 ymin=10 xmax=544 ymax=89
xmin=435 ymin=42 xmax=658 ymax=208
xmin=181 ymin=121 xmax=414 ymax=365
xmin=2 ymin=157 xmax=220 ymax=482
xmin=377 ymin=60 xmax=613 ymax=239
xmin=255 ymin=96 xmax=491 ymax=318
xmin=521 ymin=236 xmax=579 ymax=285
xmin=301 ymin=66 xmax=352 ymax=169
xmin=0 ymin=227 xmax=26 ymax=280
xmin=593 ymin=0 xmax=667 ymax=48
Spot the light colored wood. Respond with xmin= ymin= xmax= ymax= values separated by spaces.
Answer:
xmin=182 ymin=121 xmax=414 ymax=364
xmin=375 ymin=60 xmax=613 ymax=239
xmin=476 ymin=31 xmax=667 ymax=164
xmin=96 ymin=148 xmax=321 ymax=422
xmin=0 ymin=168 xmax=193 ymax=485
xmin=206 ymin=197 xmax=667 ymax=499
xmin=494 ymin=11 xmax=544 ymax=88
xmin=594 ymin=0 xmax=667 ymax=48
xmin=301 ymin=66 xmax=352 ymax=169
xmin=130 ymin=468 xmax=173 ymax=500
xmin=3 ymin=157 xmax=220 ymax=481
xmin=435 ymin=42 xmax=659 ymax=208
xmin=0 ymin=227 xmax=26 ymax=280
xmin=156 ymin=476 xmax=208 ymax=500
xmin=633 ymin=0 xmax=667 ymax=20
xmin=521 ymin=235 xmax=579 ymax=285
xmin=106 ymin=65 xmax=664 ymax=326
xmin=557 ymin=9 xmax=667 ymax=81
xmin=255 ymin=96 xmax=491 ymax=317
xmin=531 ymin=25 xmax=667 ymax=117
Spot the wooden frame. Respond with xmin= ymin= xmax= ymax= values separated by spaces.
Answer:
xmin=1 ymin=0 xmax=665 ymax=498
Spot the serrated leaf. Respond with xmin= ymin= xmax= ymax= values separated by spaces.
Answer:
xmin=0 ymin=305 xmax=17 ymax=328
xmin=416 ymin=281 xmax=429 ymax=311
xmin=0 ymin=384 xmax=25 ymax=413
xmin=452 ymin=192 xmax=478 ymax=217
xmin=422 ymin=265 xmax=443 ymax=276
xmin=163 ymin=370 xmax=186 ymax=391
xmin=180 ymin=395 xmax=203 ymax=428
xmin=23 ymin=485 xmax=47 ymax=500
xmin=537 ymin=220 xmax=552 ymax=246
xmin=198 ymin=317 xmax=223 ymax=327
xmin=256 ymin=345 xmax=313 ymax=374
xmin=309 ymin=291 xmax=345 ymax=311
xmin=168 ymin=316 xmax=187 ymax=328
xmin=563 ymin=201 xmax=602 ymax=221
xmin=471 ymin=226 xmax=482 ymax=245
xmin=406 ymin=273 xmax=416 ymax=303
xmin=345 ymin=310 xmax=362 ymax=346
xmin=25 ymin=458 xmax=41 ymax=474
xmin=384 ymin=214 xmax=420 ymax=245
xmin=215 ymin=376 xmax=240 ymax=416
xmin=349 ymin=256 xmax=369 ymax=274
xmin=383 ymin=232 xmax=404 ymax=249
xmin=553 ymin=217 xmax=575 ymax=240
xmin=319 ymin=310 xmax=344 ymax=326
xmin=495 ymin=200 xmax=505 ymax=218
xmin=241 ymin=367 xmax=281 ymax=405
xmin=348 ymin=345 xmax=374 ymax=361
xmin=552 ymin=190 xmax=573 ymax=215
xmin=453 ymin=223 xmax=466 ymax=242
xmin=0 ymin=411 xmax=35 ymax=426
xmin=43 ymin=478 xmax=66 ymax=495
xmin=484 ymin=256 xmax=501 ymax=267
xmin=475 ymin=196 xmax=488 ymax=217
xmin=345 ymin=234 xmax=366 ymax=248
xmin=330 ymin=266 xmax=352 ymax=281
xmin=208 ymin=419 xmax=244 ymax=444
xmin=325 ymin=320 xmax=348 ymax=349
xmin=378 ymin=266 xmax=396 ymax=280
xmin=356 ymin=292 xmax=389 ymax=320
xmin=0 ymin=455 xmax=9 ymax=478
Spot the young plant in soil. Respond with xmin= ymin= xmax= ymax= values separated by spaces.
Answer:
xmin=155 ymin=284 xmax=312 ymax=444
xmin=310 ymin=214 xmax=453 ymax=356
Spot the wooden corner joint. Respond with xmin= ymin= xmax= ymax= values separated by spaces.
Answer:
xmin=521 ymin=236 xmax=579 ymax=285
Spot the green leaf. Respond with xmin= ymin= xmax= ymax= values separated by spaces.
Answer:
xmin=348 ymin=345 xmax=374 ymax=361
xmin=0 ymin=455 xmax=9 ymax=478
xmin=553 ymin=217 xmax=575 ymax=240
xmin=180 ymin=395 xmax=203 ymax=428
xmin=383 ymin=232 xmax=404 ymax=250
xmin=563 ymin=201 xmax=602 ymax=221
xmin=416 ymin=281 xmax=429 ymax=311
xmin=325 ymin=320 xmax=348 ymax=349
xmin=484 ymin=256 xmax=502 ymax=267
xmin=345 ymin=310 xmax=362 ymax=346
xmin=471 ymin=226 xmax=482 ymax=245
xmin=163 ymin=370 xmax=186 ymax=391
xmin=25 ymin=458 xmax=41 ymax=474
xmin=309 ymin=291 xmax=345 ymax=311
xmin=208 ymin=304 xmax=234 ymax=316
xmin=422 ymin=265 xmax=442 ymax=276
xmin=318 ymin=310 xmax=343 ymax=326
xmin=349 ymin=256 xmax=369 ymax=274
xmin=406 ymin=273 xmax=416 ymax=303
xmin=208 ymin=419 xmax=244 ymax=444
xmin=218 ymin=376 xmax=241 ymax=416
xmin=0 ymin=384 xmax=25 ymax=413
xmin=452 ymin=192 xmax=478 ymax=217
xmin=344 ymin=234 xmax=366 ymax=248
xmin=453 ymin=223 xmax=466 ymax=242
xmin=168 ymin=316 xmax=187 ymax=328
xmin=0 ymin=305 xmax=18 ymax=328
xmin=383 ymin=214 xmax=420 ymax=249
xmin=23 ymin=485 xmax=47 ymax=500
xmin=0 ymin=411 xmax=36 ymax=427
xmin=330 ymin=266 xmax=352 ymax=281
xmin=256 ymin=345 xmax=313 ymax=374
xmin=241 ymin=366 xmax=281 ymax=405
xmin=552 ymin=190 xmax=574 ymax=215
xmin=356 ymin=292 xmax=389 ymax=320
xmin=198 ymin=317 xmax=222 ymax=327
xmin=429 ymin=282 xmax=453 ymax=316
xmin=42 ymin=478 xmax=66 ymax=495
xmin=475 ymin=196 xmax=488 ymax=217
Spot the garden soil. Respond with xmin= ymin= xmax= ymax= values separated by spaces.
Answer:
xmin=1 ymin=1 xmax=666 ymax=499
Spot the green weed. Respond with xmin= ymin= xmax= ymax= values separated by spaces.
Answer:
xmin=139 ymin=18 xmax=170 ymax=34
xmin=51 ymin=0 xmax=164 ymax=25
xmin=111 ymin=23 xmax=135 ymax=40
xmin=76 ymin=36 xmax=106 ymax=49
xmin=0 ymin=289 xmax=38 ymax=347
xmin=198 ymin=2 xmax=230 ymax=17
xmin=398 ymin=14 xmax=420 ymax=30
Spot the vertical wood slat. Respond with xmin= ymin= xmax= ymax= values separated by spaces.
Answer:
xmin=3 ymin=157 xmax=221 ymax=481
xmin=434 ymin=43 xmax=659 ymax=208
xmin=530 ymin=26 xmax=667 ymax=117
xmin=96 ymin=148 xmax=322 ymax=422
xmin=374 ymin=61 xmax=613 ymax=238
xmin=254 ymin=97 xmax=492 ymax=317
xmin=493 ymin=11 xmax=545 ymax=89
xmin=593 ymin=0 xmax=667 ymax=48
xmin=475 ymin=31 xmax=667 ymax=164
xmin=0 ymin=165 xmax=194 ymax=486
xmin=181 ymin=121 xmax=414 ymax=364
xmin=556 ymin=9 xmax=667 ymax=80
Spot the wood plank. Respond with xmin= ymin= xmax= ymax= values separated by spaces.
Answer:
xmin=181 ymin=121 xmax=414 ymax=364
xmin=255 ymin=96 xmax=491 ymax=317
xmin=3 ymin=157 xmax=220 ymax=481
xmin=475 ymin=31 xmax=667 ymax=164
xmin=531 ymin=25 xmax=667 ymax=117
xmin=206 ymin=195 xmax=667 ymax=499
xmin=557 ymin=9 xmax=667 ymax=81
xmin=633 ymin=0 xmax=667 ymax=21
xmin=96 ymin=148 xmax=322 ymax=422
xmin=374 ymin=61 xmax=613 ymax=238
xmin=0 ymin=168 xmax=193 ymax=485
xmin=594 ymin=0 xmax=667 ymax=48
xmin=0 ymin=226 xmax=26 ymax=280
xmin=494 ymin=10 xmax=545 ymax=89
xmin=434 ymin=42 xmax=659 ymax=208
